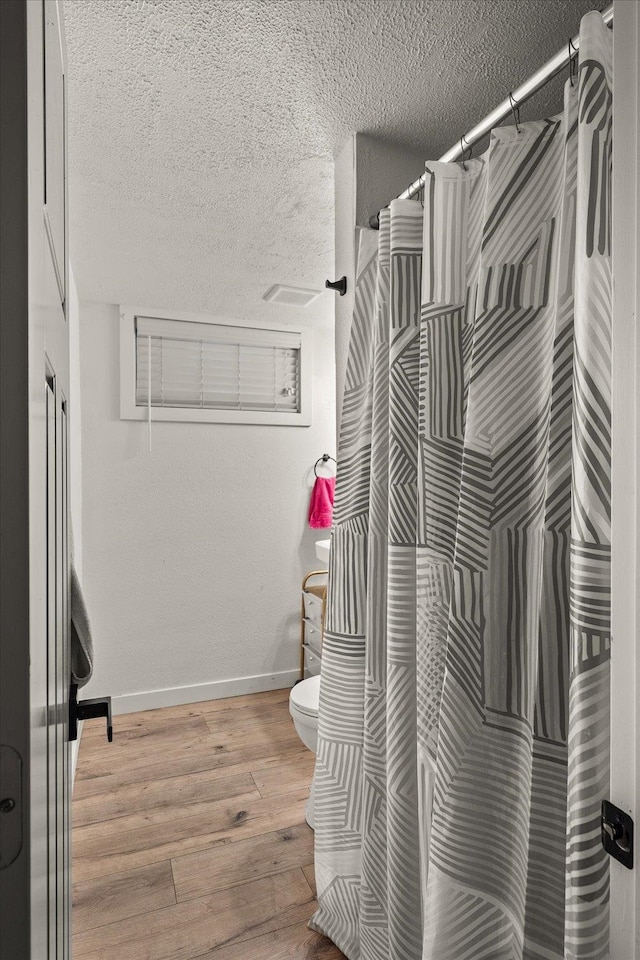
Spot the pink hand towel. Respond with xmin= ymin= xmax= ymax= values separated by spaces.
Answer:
xmin=308 ymin=476 xmax=335 ymax=529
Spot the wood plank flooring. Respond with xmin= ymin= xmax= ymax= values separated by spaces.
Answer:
xmin=73 ymin=688 xmax=345 ymax=960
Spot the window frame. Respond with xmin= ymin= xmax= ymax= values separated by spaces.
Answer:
xmin=119 ymin=306 xmax=312 ymax=426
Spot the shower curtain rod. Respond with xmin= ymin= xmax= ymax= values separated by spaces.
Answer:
xmin=369 ymin=3 xmax=613 ymax=229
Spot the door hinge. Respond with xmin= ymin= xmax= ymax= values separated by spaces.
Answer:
xmin=601 ymin=800 xmax=634 ymax=869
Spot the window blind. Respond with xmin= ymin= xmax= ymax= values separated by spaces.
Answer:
xmin=135 ymin=316 xmax=301 ymax=414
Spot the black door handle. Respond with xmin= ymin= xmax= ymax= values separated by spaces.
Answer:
xmin=69 ymin=682 xmax=113 ymax=742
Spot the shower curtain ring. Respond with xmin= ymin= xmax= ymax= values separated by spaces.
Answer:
xmin=509 ymin=92 xmax=521 ymax=134
xmin=460 ymin=136 xmax=472 ymax=171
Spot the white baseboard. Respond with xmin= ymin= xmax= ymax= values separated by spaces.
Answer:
xmin=111 ymin=669 xmax=299 ymax=716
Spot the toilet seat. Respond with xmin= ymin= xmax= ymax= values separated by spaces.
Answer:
xmin=289 ymin=674 xmax=321 ymax=717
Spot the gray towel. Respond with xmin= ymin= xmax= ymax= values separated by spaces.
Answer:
xmin=71 ymin=565 xmax=93 ymax=688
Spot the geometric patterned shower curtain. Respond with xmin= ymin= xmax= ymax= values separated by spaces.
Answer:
xmin=310 ymin=12 xmax=612 ymax=960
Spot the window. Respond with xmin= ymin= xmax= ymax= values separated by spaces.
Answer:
xmin=120 ymin=308 xmax=311 ymax=425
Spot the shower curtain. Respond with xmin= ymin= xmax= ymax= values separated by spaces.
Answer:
xmin=310 ymin=12 xmax=612 ymax=960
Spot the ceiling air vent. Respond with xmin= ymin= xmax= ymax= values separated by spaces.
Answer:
xmin=263 ymin=284 xmax=321 ymax=307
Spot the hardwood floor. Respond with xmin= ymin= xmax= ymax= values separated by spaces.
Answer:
xmin=72 ymin=688 xmax=346 ymax=960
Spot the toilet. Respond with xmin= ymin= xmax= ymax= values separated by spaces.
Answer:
xmin=289 ymin=674 xmax=321 ymax=829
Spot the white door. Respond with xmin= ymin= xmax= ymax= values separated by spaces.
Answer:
xmin=0 ymin=2 xmax=72 ymax=956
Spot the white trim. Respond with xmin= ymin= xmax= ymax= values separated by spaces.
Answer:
xmin=43 ymin=205 xmax=64 ymax=306
xmin=611 ymin=2 xmax=639 ymax=957
xmin=70 ymin=720 xmax=83 ymax=790
xmin=135 ymin=314 xmax=301 ymax=349
xmin=109 ymin=669 xmax=299 ymax=716
xmin=119 ymin=305 xmax=312 ymax=426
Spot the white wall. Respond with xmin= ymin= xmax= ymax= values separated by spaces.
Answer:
xmin=79 ymin=301 xmax=335 ymax=712
xmin=334 ymin=134 xmax=426 ymax=426
xmin=334 ymin=135 xmax=357 ymax=432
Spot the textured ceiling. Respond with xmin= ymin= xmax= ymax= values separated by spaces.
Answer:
xmin=64 ymin=0 xmax=599 ymax=326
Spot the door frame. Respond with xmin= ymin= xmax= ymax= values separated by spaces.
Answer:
xmin=0 ymin=2 xmax=31 ymax=957
xmin=610 ymin=1 xmax=639 ymax=957
xmin=0 ymin=1 xmax=71 ymax=957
